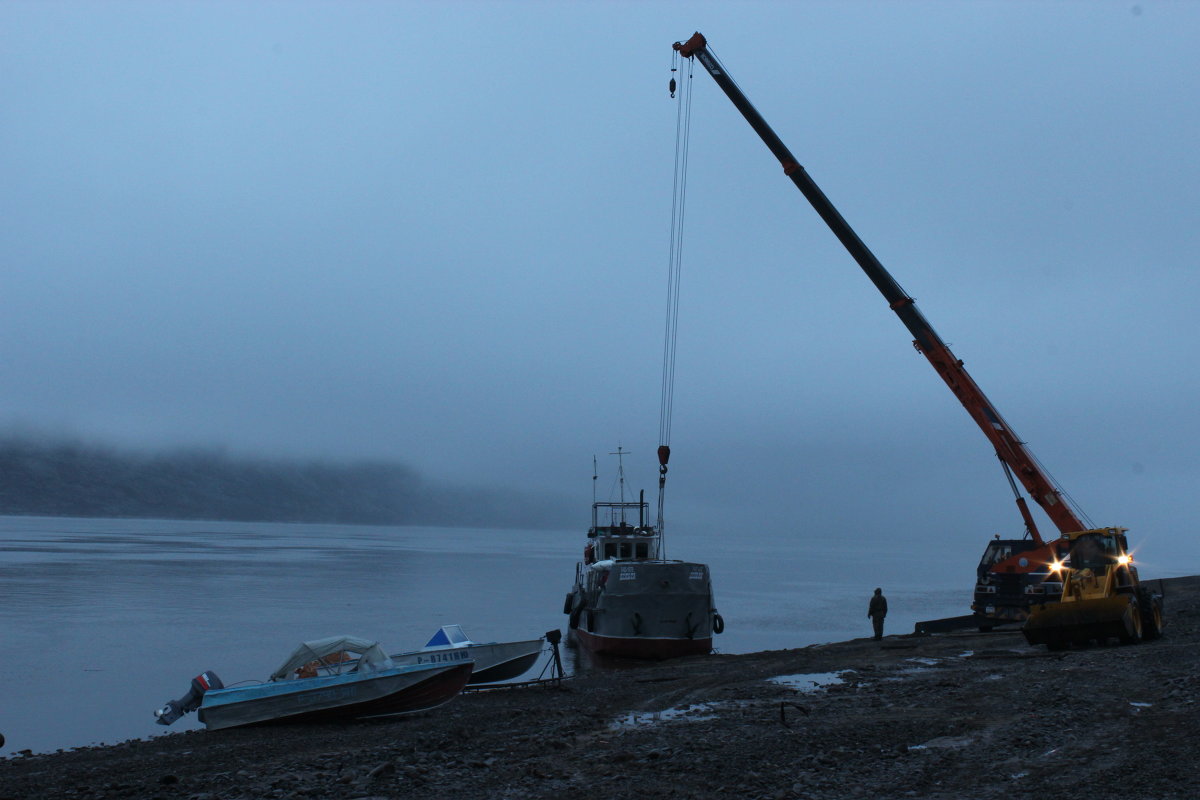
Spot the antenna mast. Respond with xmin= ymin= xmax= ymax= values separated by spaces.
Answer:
xmin=611 ymin=446 xmax=629 ymax=524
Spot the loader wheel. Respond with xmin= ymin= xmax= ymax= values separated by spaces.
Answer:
xmin=1119 ymin=597 xmax=1143 ymax=645
xmin=1138 ymin=588 xmax=1164 ymax=641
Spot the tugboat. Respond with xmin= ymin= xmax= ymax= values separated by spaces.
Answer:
xmin=564 ymin=448 xmax=722 ymax=660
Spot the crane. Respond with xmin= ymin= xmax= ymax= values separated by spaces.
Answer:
xmin=672 ymin=32 xmax=1117 ymax=626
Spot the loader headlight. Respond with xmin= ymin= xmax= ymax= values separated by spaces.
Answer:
xmin=1117 ymin=554 xmax=1132 ymax=566
xmin=1049 ymin=560 xmax=1064 ymax=573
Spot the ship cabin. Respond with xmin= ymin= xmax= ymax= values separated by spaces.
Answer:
xmin=587 ymin=500 xmax=661 ymax=562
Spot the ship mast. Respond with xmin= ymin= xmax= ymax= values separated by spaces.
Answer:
xmin=611 ymin=446 xmax=629 ymax=525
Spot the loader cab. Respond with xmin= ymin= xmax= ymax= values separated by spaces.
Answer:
xmin=1069 ymin=533 xmax=1114 ymax=573
xmin=1064 ymin=527 xmax=1136 ymax=589
xmin=1067 ymin=528 xmax=1128 ymax=573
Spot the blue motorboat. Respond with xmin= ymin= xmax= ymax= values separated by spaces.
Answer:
xmin=154 ymin=635 xmax=473 ymax=730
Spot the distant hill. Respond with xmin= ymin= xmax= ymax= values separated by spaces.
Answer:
xmin=0 ymin=437 xmax=572 ymax=529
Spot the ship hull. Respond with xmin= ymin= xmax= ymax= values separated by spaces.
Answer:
xmin=566 ymin=560 xmax=717 ymax=661
xmin=571 ymin=627 xmax=713 ymax=660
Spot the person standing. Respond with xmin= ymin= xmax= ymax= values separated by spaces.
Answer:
xmin=868 ymin=587 xmax=888 ymax=640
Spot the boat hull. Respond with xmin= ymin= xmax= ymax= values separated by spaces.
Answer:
xmin=390 ymin=639 xmax=544 ymax=684
xmin=571 ymin=627 xmax=713 ymax=660
xmin=567 ymin=560 xmax=716 ymax=661
xmin=196 ymin=661 xmax=472 ymax=730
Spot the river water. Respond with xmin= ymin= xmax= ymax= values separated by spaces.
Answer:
xmin=0 ymin=514 xmax=970 ymax=756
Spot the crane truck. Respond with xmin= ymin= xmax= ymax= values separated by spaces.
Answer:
xmin=671 ymin=32 xmax=1162 ymax=644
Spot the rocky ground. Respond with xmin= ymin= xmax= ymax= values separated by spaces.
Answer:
xmin=3 ymin=576 xmax=1197 ymax=800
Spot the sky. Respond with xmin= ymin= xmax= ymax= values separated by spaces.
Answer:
xmin=2 ymin=1 xmax=1198 ymax=574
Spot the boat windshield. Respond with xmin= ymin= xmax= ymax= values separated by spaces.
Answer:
xmin=270 ymin=636 xmax=392 ymax=681
xmin=600 ymin=539 xmax=652 ymax=560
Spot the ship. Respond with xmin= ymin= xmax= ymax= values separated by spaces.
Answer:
xmin=564 ymin=450 xmax=723 ymax=660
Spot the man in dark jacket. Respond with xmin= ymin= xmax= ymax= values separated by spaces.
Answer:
xmin=868 ymin=587 xmax=887 ymax=640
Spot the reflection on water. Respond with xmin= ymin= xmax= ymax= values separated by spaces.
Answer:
xmin=0 ymin=515 xmax=967 ymax=756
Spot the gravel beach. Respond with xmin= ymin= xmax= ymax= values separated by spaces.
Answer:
xmin=3 ymin=575 xmax=1196 ymax=800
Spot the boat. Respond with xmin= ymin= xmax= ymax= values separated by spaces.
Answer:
xmin=153 ymin=635 xmax=473 ymax=731
xmin=389 ymin=625 xmax=544 ymax=684
xmin=564 ymin=451 xmax=723 ymax=660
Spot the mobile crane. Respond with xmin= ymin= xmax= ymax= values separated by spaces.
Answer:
xmin=671 ymin=32 xmax=1161 ymax=641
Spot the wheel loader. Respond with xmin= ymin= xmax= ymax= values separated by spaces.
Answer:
xmin=1023 ymin=527 xmax=1163 ymax=649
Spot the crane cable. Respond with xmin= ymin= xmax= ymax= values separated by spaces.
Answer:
xmin=1027 ymin=446 xmax=1096 ymax=530
xmin=657 ymin=51 xmax=696 ymax=541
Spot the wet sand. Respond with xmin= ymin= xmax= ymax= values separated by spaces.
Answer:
xmin=3 ymin=575 xmax=1196 ymax=800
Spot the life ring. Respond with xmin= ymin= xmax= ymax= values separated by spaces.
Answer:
xmin=712 ymin=613 xmax=725 ymax=634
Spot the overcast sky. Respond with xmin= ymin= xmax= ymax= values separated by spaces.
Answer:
xmin=2 ymin=1 xmax=1197 ymax=573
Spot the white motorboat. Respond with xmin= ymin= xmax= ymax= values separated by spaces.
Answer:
xmin=390 ymin=626 xmax=544 ymax=684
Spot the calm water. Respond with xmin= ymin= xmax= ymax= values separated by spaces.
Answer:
xmin=0 ymin=515 xmax=970 ymax=756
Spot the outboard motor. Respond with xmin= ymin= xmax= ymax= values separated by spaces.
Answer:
xmin=154 ymin=671 xmax=223 ymax=726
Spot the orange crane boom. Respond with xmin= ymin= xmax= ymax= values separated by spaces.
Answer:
xmin=673 ymin=32 xmax=1113 ymax=624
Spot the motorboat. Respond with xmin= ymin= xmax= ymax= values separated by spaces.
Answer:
xmin=390 ymin=625 xmax=544 ymax=684
xmin=154 ymin=635 xmax=472 ymax=731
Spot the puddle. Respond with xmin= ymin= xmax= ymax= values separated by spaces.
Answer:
xmin=908 ymin=735 xmax=974 ymax=751
xmin=609 ymin=703 xmax=721 ymax=729
xmin=906 ymin=657 xmax=941 ymax=666
xmin=768 ymin=671 xmax=851 ymax=692
xmin=886 ymin=657 xmax=944 ymax=678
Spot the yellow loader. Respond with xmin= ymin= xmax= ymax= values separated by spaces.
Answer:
xmin=1023 ymin=528 xmax=1163 ymax=650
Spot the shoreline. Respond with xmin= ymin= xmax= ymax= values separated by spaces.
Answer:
xmin=4 ymin=575 xmax=1197 ymax=800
